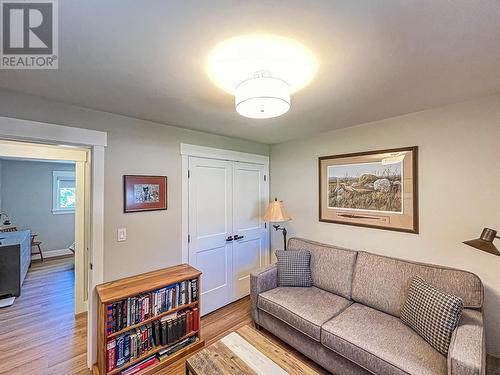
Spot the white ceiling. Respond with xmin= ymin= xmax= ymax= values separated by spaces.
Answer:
xmin=1 ymin=1 xmax=499 ymax=144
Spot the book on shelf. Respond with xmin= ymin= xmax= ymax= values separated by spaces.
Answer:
xmin=106 ymin=307 xmax=197 ymax=371
xmin=116 ymin=335 xmax=125 ymax=368
xmin=107 ymin=304 xmax=114 ymax=335
xmin=156 ymin=336 xmax=198 ymax=362
xmin=192 ymin=307 xmax=199 ymax=331
xmin=106 ymin=339 xmax=116 ymax=372
xmin=120 ymin=355 xmax=157 ymax=375
xmin=106 ymin=278 xmax=198 ymax=335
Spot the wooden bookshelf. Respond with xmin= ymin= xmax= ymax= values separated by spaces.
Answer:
xmin=94 ymin=264 xmax=204 ymax=375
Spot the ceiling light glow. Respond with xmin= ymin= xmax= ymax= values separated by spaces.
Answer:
xmin=207 ymin=34 xmax=317 ymax=119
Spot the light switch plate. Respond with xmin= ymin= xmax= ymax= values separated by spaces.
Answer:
xmin=117 ymin=228 xmax=127 ymax=242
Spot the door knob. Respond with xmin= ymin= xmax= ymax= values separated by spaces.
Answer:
xmin=226 ymin=236 xmax=233 ymax=242
xmin=234 ymin=235 xmax=244 ymax=240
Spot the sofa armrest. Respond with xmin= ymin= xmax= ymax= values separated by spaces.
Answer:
xmin=250 ymin=264 xmax=278 ymax=324
xmin=448 ymin=309 xmax=486 ymax=375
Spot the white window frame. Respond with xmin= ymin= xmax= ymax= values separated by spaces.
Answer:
xmin=52 ymin=170 xmax=76 ymax=214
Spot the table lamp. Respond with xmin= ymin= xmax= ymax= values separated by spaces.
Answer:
xmin=463 ymin=228 xmax=499 ymax=256
xmin=0 ymin=212 xmax=11 ymax=226
xmin=263 ymin=198 xmax=291 ymax=250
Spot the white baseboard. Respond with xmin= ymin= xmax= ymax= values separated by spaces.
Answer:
xmin=32 ymin=248 xmax=74 ymax=261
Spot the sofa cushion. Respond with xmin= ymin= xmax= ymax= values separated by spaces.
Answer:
xmin=401 ymin=276 xmax=464 ymax=355
xmin=322 ymin=303 xmax=447 ymax=375
xmin=258 ymin=286 xmax=351 ymax=341
xmin=288 ymin=238 xmax=358 ymax=299
xmin=351 ymin=252 xmax=482 ymax=317
xmin=275 ymin=249 xmax=313 ymax=287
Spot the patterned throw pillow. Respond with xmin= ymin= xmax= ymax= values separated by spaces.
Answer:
xmin=275 ymin=250 xmax=313 ymax=287
xmin=401 ymin=276 xmax=464 ymax=355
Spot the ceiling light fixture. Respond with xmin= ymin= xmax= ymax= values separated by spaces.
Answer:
xmin=235 ymin=70 xmax=290 ymax=119
xmin=207 ymin=34 xmax=317 ymax=119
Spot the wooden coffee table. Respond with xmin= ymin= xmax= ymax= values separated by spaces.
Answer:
xmin=185 ymin=325 xmax=320 ymax=374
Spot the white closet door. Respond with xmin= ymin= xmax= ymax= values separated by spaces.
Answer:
xmin=188 ymin=157 xmax=233 ymax=315
xmin=232 ymin=162 xmax=268 ymax=300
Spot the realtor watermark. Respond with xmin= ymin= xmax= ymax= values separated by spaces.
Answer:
xmin=1 ymin=0 xmax=58 ymax=69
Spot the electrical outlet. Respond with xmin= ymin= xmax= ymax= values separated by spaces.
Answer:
xmin=117 ymin=228 xmax=127 ymax=242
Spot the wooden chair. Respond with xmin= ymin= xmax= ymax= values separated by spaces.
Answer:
xmin=31 ymin=234 xmax=44 ymax=262
xmin=0 ymin=226 xmax=18 ymax=232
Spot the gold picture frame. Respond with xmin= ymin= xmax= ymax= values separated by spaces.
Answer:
xmin=319 ymin=146 xmax=418 ymax=233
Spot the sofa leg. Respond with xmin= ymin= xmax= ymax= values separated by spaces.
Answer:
xmin=254 ymin=322 xmax=262 ymax=331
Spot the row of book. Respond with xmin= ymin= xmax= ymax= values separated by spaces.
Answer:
xmin=118 ymin=336 xmax=199 ymax=375
xmin=106 ymin=307 xmax=199 ymax=372
xmin=154 ymin=307 xmax=199 ymax=347
xmin=107 ymin=278 xmax=198 ymax=334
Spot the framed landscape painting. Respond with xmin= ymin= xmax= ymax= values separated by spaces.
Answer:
xmin=318 ymin=146 xmax=418 ymax=233
xmin=123 ymin=175 xmax=167 ymax=213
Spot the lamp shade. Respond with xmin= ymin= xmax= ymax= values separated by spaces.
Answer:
xmin=263 ymin=198 xmax=291 ymax=222
xmin=463 ymin=228 xmax=500 ymax=256
xmin=235 ymin=73 xmax=290 ymax=119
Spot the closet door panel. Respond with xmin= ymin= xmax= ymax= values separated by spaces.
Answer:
xmin=188 ymin=157 xmax=233 ymax=315
xmin=232 ymin=162 xmax=268 ymax=300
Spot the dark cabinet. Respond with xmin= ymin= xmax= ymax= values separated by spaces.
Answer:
xmin=0 ymin=230 xmax=31 ymax=298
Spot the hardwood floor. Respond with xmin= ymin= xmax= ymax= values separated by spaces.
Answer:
xmin=0 ymin=258 xmax=325 ymax=375
xmin=2 ymin=257 xmax=498 ymax=375
xmin=152 ymin=293 xmax=328 ymax=375
xmin=0 ymin=257 xmax=88 ymax=375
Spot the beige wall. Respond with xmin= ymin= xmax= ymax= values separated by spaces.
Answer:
xmin=270 ymin=94 xmax=500 ymax=355
xmin=0 ymin=90 xmax=269 ymax=282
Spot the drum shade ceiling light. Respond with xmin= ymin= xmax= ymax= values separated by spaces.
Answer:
xmin=207 ymin=34 xmax=318 ymax=119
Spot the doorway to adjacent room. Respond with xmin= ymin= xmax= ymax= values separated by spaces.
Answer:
xmin=0 ymin=116 xmax=106 ymax=370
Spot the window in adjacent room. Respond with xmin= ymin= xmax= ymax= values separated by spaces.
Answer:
xmin=52 ymin=170 xmax=76 ymax=214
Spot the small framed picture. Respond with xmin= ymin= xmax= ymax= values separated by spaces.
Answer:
xmin=123 ymin=175 xmax=167 ymax=213
xmin=319 ymin=146 xmax=418 ymax=233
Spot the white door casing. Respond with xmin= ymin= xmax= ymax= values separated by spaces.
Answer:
xmin=0 ymin=116 xmax=106 ymax=369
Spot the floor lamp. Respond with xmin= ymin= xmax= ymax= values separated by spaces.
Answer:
xmin=463 ymin=228 xmax=499 ymax=256
xmin=263 ymin=198 xmax=291 ymax=250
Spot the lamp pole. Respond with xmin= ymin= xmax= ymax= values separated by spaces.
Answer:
xmin=273 ymin=224 xmax=288 ymax=250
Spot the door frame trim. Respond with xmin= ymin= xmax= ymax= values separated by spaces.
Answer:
xmin=181 ymin=143 xmax=269 ymax=165
xmin=0 ymin=116 xmax=106 ymax=369
xmin=180 ymin=143 xmax=269 ymax=265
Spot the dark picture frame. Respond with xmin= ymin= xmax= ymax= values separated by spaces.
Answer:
xmin=123 ymin=175 xmax=167 ymax=213
xmin=318 ymin=146 xmax=418 ymax=233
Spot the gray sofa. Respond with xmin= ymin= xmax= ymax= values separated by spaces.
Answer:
xmin=250 ymin=238 xmax=485 ymax=375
